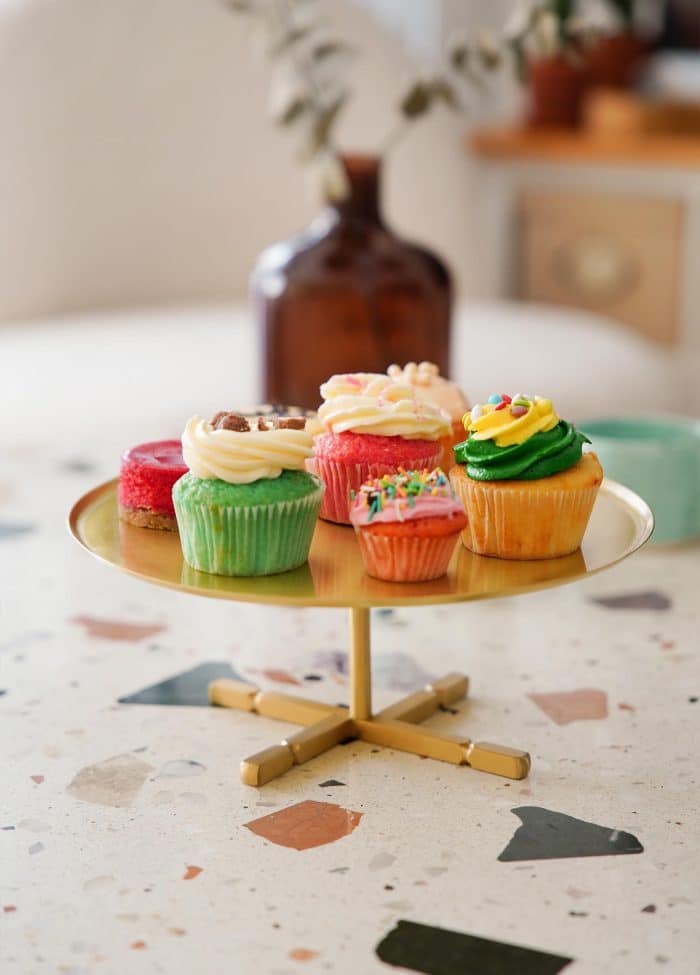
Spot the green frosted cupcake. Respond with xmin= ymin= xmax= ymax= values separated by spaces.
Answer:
xmin=173 ymin=411 xmax=324 ymax=576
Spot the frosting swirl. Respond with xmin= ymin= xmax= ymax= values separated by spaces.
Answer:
xmin=465 ymin=395 xmax=559 ymax=447
xmin=182 ymin=415 xmax=314 ymax=484
xmin=316 ymin=373 xmax=450 ymax=440
xmin=387 ymin=362 xmax=469 ymax=421
xmin=455 ymin=393 xmax=590 ymax=481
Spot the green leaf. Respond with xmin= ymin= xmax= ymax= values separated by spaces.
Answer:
xmin=400 ymin=82 xmax=430 ymax=119
xmin=270 ymin=26 xmax=313 ymax=57
xmin=279 ymin=97 xmax=310 ymax=126
xmin=303 ymin=94 xmax=347 ymax=157
xmin=509 ymin=39 xmax=528 ymax=83
xmin=450 ymin=44 xmax=469 ymax=72
xmin=605 ymin=0 xmax=634 ymax=28
xmin=427 ymin=79 xmax=461 ymax=111
xmin=311 ymin=41 xmax=353 ymax=62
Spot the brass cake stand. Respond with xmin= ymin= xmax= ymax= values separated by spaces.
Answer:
xmin=69 ymin=479 xmax=652 ymax=787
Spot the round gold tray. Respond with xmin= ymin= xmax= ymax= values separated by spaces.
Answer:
xmin=69 ymin=478 xmax=653 ymax=609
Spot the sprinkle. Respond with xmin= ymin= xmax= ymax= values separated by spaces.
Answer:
xmin=487 ymin=394 xmax=501 ymax=405
xmin=353 ymin=468 xmax=454 ymax=521
xmin=500 ymin=394 xmax=512 ymax=404
xmin=494 ymin=401 xmax=508 ymax=411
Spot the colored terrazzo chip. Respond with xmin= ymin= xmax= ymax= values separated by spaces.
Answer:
xmin=528 ymin=689 xmax=608 ymax=725
xmin=376 ymin=920 xmax=573 ymax=975
xmin=118 ymin=661 xmax=243 ymax=707
xmin=498 ymin=807 xmax=644 ymax=862
xmin=590 ymin=591 xmax=672 ymax=611
xmin=0 ymin=522 xmax=35 ymax=540
xmin=72 ymin=616 xmax=166 ymax=642
xmin=244 ymin=800 xmax=362 ymax=850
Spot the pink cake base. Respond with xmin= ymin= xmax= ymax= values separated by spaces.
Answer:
xmin=118 ymin=440 xmax=188 ymax=529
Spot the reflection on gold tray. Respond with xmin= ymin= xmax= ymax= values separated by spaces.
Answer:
xmin=69 ymin=478 xmax=653 ymax=609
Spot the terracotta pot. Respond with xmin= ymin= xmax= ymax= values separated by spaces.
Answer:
xmin=585 ymin=31 xmax=648 ymax=90
xmin=526 ymin=55 xmax=590 ymax=128
xmin=251 ymin=154 xmax=451 ymax=410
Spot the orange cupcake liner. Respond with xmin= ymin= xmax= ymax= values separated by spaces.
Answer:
xmin=449 ymin=454 xmax=603 ymax=560
xmin=355 ymin=530 xmax=460 ymax=582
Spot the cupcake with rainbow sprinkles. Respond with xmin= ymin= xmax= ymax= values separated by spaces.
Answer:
xmin=350 ymin=468 xmax=466 ymax=582
xmin=449 ymin=393 xmax=603 ymax=560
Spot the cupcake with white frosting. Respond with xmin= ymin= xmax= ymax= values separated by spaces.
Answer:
xmin=308 ymin=373 xmax=450 ymax=524
xmin=172 ymin=411 xmax=323 ymax=576
xmin=387 ymin=362 xmax=469 ymax=469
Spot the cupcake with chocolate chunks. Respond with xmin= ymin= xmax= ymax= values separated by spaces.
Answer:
xmin=450 ymin=393 xmax=603 ymax=560
xmin=172 ymin=411 xmax=323 ymax=576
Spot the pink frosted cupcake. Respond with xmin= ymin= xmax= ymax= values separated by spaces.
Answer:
xmin=350 ymin=469 xmax=467 ymax=582
xmin=308 ymin=373 xmax=450 ymax=524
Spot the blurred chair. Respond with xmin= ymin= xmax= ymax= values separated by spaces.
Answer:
xmin=453 ymin=301 xmax=693 ymax=422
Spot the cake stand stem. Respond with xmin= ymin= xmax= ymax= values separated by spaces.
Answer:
xmin=209 ymin=606 xmax=530 ymax=785
xmin=349 ymin=607 xmax=372 ymax=720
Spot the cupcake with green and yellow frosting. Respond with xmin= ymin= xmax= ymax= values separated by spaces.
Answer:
xmin=173 ymin=411 xmax=324 ymax=576
xmin=449 ymin=393 xmax=602 ymax=560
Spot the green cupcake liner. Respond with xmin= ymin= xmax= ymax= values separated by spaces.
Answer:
xmin=173 ymin=477 xmax=324 ymax=577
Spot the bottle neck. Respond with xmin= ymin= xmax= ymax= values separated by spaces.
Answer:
xmin=330 ymin=154 xmax=382 ymax=225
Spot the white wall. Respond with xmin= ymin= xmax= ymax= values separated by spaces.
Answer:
xmin=0 ymin=0 xmax=492 ymax=322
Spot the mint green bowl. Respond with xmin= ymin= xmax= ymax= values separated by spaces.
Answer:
xmin=581 ymin=416 xmax=700 ymax=544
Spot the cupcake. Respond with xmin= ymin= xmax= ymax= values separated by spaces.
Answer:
xmin=308 ymin=373 xmax=450 ymax=524
xmin=387 ymin=361 xmax=469 ymax=468
xmin=450 ymin=393 xmax=603 ymax=560
xmin=119 ymin=440 xmax=188 ymax=531
xmin=172 ymin=411 xmax=324 ymax=576
xmin=350 ymin=469 xmax=467 ymax=582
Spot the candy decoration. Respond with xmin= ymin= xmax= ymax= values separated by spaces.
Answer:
xmin=495 ymin=401 xmax=508 ymax=411
xmin=500 ymin=394 xmax=512 ymax=404
xmin=470 ymin=404 xmax=483 ymax=421
xmin=487 ymin=394 xmax=502 ymax=405
xmin=511 ymin=405 xmax=528 ymax=418
xmin=354 ymin=469 xmax=454 ymax=522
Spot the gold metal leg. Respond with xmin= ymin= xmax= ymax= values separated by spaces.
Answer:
xmin=240 ymin=712 xmax=355 ymax=787
xmin=209 ymin=611 xmax=530 ymax=786
xmin=349 ymin=607 xmax=371 ymax=719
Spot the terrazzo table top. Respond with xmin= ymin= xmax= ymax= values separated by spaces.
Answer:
xmin=2 ymin=307 xmax=699 ymax=974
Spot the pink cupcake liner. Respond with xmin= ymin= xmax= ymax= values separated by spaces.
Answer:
xmin=308 ymin=449 xmax=441 ymax=524
xmin=355 ymin=531 xmax=459 ymax=582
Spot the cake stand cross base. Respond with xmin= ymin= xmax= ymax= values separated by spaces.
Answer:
xmin=208 ymin=607 xmax=531 ymax=787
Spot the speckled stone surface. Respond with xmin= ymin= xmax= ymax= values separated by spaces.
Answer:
xmin=2 ymin=313 xmax=699 ymax=974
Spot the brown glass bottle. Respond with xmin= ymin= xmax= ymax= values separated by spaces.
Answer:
xmin=252 ymin=154 xmax=451 ymax=410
